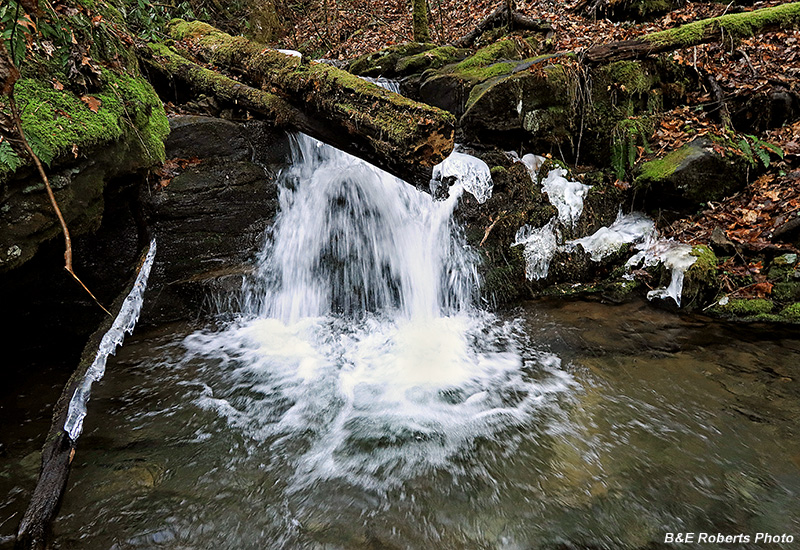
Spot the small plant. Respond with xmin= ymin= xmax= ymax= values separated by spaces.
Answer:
xmin=0 ymin=137 xmax=24 ymax=173
xmin=1 ymin=0 xmax=35 ymax=67
xmin=737 ymin=133 xmax=784 ymax=168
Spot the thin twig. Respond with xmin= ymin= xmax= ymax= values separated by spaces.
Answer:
xmin=8 ymin=94 xmax=111 ymax=315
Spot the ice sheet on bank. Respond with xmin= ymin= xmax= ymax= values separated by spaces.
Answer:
xmin=64 ymin=239 xmax=157 ymax=441
xmin=512 ymin=219 xmax=559 ymax=280
xmin=431 ymin=151 xmax=493 ymax=204
xmin=568 ymin=212 xmax=656 ymax=261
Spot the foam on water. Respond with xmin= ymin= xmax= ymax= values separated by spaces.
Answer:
xmin=185 ymin=132 xmax=571 ymax=494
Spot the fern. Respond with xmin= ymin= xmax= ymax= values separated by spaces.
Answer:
xmin=0 ymin=139 xmax=23 ymax=172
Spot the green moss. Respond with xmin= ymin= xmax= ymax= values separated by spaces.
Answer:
xmin=601 ymin=61 xmax=654 ymax=95
xmin=490 ymin=165 xmax=508 ymax=177
xmin=454 ymin=38 xmax=524 ymax=72
xmin=396 ymin=46 xmax=467 ymax=74
xmin=713 ymin=298 xmax=774 ymax=317
xmin=347 ymin=42 xmax=437 ymax=76
xmin=645 ymin=3 xmax=800 ymax=48
xmin=0 ymin=68 xmax=167 ymax=180
xmin=635 ymin=144 xmax=693 ymax=184
xmin=779 ymin=302 xmax=800 ymax=320
xmin=772 ymin=282 xmax=800 ymax=302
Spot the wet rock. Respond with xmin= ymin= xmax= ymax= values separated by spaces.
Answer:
xmin=634 ymin=137 xmax=749 ymax=214
xmin=164 ymin=115 xmax=252 ymax=160
xmin=140 ymin=116 xmax=285 ymax=325
xmin=347 ymin=42 xmax=436 ymax=77
xmin=0 ymin=130 xmax=157 ymax=274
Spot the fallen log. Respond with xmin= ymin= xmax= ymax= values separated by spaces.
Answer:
xmin=584 ymin=2 xmax=800 ymax=64
xmin=15 ymin=240 xmax=156 ymax=550
xmin=451 ymin=4 xmax=552 ymax=49
xmin=166 ymin=20 xmax=455 ymax=177
xmin=139 ymin=43 xmax=435 ymax=187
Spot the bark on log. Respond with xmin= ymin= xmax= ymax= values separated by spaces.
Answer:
xmin=139 ymin=43 xmax=436 ymax=187
xmin=451 ymin=4 xmax=551 ymax=49
xmin=167 ymin=20 xmax=455 ymax=175
xmin=15 ymin=242 xmax=155 ymax=550
xmin=584 ymin=2 xmax=800 ymax=64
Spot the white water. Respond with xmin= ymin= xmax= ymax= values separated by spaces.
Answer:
xmin=184 ymin=134 xmax=571 ymax=495
xmin=64 ymin=239 xmax=157 ymax=441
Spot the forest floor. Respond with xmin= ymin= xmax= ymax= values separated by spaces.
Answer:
xmin=274 ymin=0 xmax=800 ymax=298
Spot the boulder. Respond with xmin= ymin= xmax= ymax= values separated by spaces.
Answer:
xmin=634 ymin=137 xmax=749 ymax=213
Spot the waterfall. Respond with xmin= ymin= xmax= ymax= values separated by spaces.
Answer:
xmin=185 ymin=125 xmax=570 ymax=496
xmin=240 ymin=133 xmax=479 ymax=322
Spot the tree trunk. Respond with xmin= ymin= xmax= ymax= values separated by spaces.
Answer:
xmin=451 ymin=3 xmax=550 ymax=49
xmin=139 ymin=43 xmax=437 ymax=187
xmin=585 ymin=2 xmax=800 ymax=64
xmin=412 ymin=0 xmax=431 ymax=43
xmin=167 ymin=20 xmax=455 ymax=177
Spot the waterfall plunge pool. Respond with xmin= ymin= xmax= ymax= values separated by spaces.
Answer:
xmin=2 ymin=132 xmax=799 ymax=549
xmin=38 ymin=301 xmax=800 ymax=549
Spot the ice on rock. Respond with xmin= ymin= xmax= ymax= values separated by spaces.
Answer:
xmin=512 ymin=219 xmax=559 ymax=280
xmin=568 ymin=212 xmax=656 ymax=261
xmin=63 ymin=239 xmax=157 ymax=441
xmin=431 ymin=151 xmax=493 ymax=204
xmin=541 ymin=168 xmax=591 ymax=227
xmin=627 ymin=238 xmax=697 ymax=306
xmin=521 ymin=153 xmax=546 ymax=175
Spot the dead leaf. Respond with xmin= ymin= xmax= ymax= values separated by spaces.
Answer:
xmin=53 ymin=79 xmax=64 ymax=91
xmin=80 ymin=95 xmax=101 ymax=113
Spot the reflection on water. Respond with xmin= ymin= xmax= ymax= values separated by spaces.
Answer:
xmin=41 ymin=300 xmax=800 ymax=549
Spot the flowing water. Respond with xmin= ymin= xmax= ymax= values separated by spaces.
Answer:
xmin=3 ymin=134 xmax=800 ymax=549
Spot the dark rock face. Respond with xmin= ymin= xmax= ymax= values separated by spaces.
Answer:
xmin=0 ymin=131 xmax=156 ymax=274
xmin=140 ymin=116 xmax=286 ymax=325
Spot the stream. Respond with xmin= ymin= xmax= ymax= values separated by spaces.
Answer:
xmin=2 ymin=131 xmax=799 ymax=549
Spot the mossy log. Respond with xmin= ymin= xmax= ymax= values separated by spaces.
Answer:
xmin=585 ymin=2 xmax=800 ymax=63
xmin=166 ymin=20 xmax=455 ymax=177
xmin=139 ymin=43 xmax=435 ymax=186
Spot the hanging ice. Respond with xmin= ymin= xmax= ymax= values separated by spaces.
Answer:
xmin=521 ymin=153 xmax=546 ymax=175
xmin=567 ymin=212 xmax=656 ymax=261
xmin=512 ymin=219 xmax=559 ymax=280
xmin=431 ymin=151 xmax=493 ymax=204
xmin=63 ymin=239 xmax=157 ymax=441
xmin=626 ymin=238 xmax=697 ymax=306
xmin=540 ymin=168 xmax=591 ymax=228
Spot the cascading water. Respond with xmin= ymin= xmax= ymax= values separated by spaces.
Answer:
xmin=183 ymin=131 xmax=571 ymax=499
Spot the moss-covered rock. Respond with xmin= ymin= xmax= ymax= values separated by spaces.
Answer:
xmin=634 ymin=137 xmax=749 ymax=213
xmin=680 ymin=245 xmax=718 ymax=309
xmin=347 ymin=42 xmax=436 ymax=77
xmin=395 ymin=45 xmax=469 ymax=75
xmin=710 ymin=298 xmax=774 ymax=318
xmin=418 ymin=38 xmax=532 ymax=116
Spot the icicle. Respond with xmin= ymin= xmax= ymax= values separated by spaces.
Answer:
xmin=63 ymin=239 xmax=157 ymax=441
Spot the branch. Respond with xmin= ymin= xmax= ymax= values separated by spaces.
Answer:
xmin=584 ymin=2 xmax=800 ymax=64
